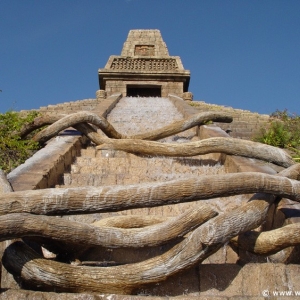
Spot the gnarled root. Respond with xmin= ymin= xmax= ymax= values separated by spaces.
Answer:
xmin=230 ymin=163 xmax=300 ymax=258
xmin=1 ymin=171 xmax=300 ymax=215
xmin=1 ymin=193 xmax=276 ymax=294
xmin=33 ymin=111 xmax=124 ymax=143
xmin=17 ymin=114 xmax=66 ymax=138
xmin=16 ymin=114 xmax=107 ymax=145
xmin=0 ymin=169 xmax=300 ymax=215
xmin=98 ymin=137 xmax=294 ymax=168
xmin=92 ymin=215 xmax=170 ymax=228
xmin=128 ymin=111 xmax=232 ymax=140
xmin=0 ymin=205 xmax=217 ymax=247
xmin=31 ymin=111 xmax=232 ymax=144
xmin=231 ymin=223 xmax=300 ymax=256
xmin=2 ymin=164 xmax=300 ymax=293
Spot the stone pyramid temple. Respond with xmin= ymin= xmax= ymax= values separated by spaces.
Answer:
xmin=1 ymin=29 xmax=300 ymax=299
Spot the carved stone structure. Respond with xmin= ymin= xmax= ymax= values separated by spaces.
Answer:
xmin=98 ymin=29 xmax=190 ymax=98
xmin=182 ymin=91 xmax=193 ymax=101
xmin=95 ymin=89 xmax=106 ymax=100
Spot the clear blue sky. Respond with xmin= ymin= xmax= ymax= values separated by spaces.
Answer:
xmin=1 ymin=0 xmax=299 ymax=115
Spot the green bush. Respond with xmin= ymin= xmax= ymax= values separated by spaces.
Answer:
xmin=0 ymin=110 xmax=41 ymax=173
xmin=254 ymin=109 xmax=300 ymax=161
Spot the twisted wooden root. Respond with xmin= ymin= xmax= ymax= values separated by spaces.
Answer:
xmin=31 ymin=111 xmax=232 ymax=144
xmin=231 ymin=223 xmax=300 ymax=256
xmin=0 ymin=170 xmax=300 ymax=216
xmin=33 ymin=111 xmax=124 ymax=143
xmin=0 ymin=190 xmax=281 ymax=294
xmin=17 ymin=114 xmax=67 ymax=139
xmin=92 ymin=215 xmax=170 ymax=228
xmin=15 ymin=113 xmax=107 ymax=145
xmin=128 ymin=111 xmax=232 ymax=140
xmin=98 ymin=136 xmax=294 ymax=168
xmin=230 ymin=163 xmax=300 ymax=257
xmin=2 ymin=165 xmax=300 ymax=293
xmin=0 ymin=205 xmax=217 ymax=247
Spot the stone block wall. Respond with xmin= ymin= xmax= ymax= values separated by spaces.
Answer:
xmin=37 ymin=98 xmax=98 ymax=114
xmin=189 ymin=100 xmax=270 ymax=140
xmin=121 ymin=29 xmax=169 ymax=57
xmin=105 ymin=80 xmax=184 ymax=98
xmin=99 ymin=30 xmax=190 ymax=98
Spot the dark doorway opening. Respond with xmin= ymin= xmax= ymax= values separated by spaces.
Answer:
xmin=127 ymin=85 xmax=161 ymax=97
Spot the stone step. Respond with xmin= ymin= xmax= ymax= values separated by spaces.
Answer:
xmin=60 ymin=143 xmax=225 ymax=188
xmin=68 ymin=148 xmax=224 ymax=174
xmin=62 ymin=173 xmax=118 ymax=186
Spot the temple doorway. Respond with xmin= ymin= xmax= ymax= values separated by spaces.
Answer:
xmin=126 ymin=85 xmax=161 ymax=97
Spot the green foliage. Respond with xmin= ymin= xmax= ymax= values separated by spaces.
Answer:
xmin=0 ymin=110 xmax=41 ymax=173
xmin=254 ymin=109 xmax=300 ymax=161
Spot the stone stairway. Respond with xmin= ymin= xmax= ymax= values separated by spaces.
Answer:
xmin=55 ymin=96 xmax=251 ymax=282
xmin=62 ymin=147 xmax=225 ymax=187
xmin=58 ymin=96 xmax=227 ymax=220
xmin=6 ymin=96 xmax=300 ymax=299
xmin=59 ymin=96 xmax=223 ymax=190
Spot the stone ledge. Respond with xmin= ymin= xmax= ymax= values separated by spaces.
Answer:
xmin=96 ymin=93 xmax=123 ymax=118
xmin=189 ymin=100 xmax=270 ymax=140
xmin=199 ymin=263 xmax=300 ymax=298
xmin=0 ymin=289 xmax=267 ymax=300
xmin=7 ymin=134 xmax=86 ymax=191
xmin=168 ymin=94 xmax=199 ymax=118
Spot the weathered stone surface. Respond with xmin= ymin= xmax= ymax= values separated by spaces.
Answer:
xmin=190 ymin=100 xmax=270 ymax=140
xmin=0 ymin=170 xmax=18 ymax=291
xmin=0 ymin=289 xmax=267 ymax=300
xmin=99 ymin=30 xmax=190 ymax=98
xmin=199 ymin=263 xmax=300 ymax=297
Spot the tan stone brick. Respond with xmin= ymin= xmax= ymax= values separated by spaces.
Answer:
xmin=199 ymin=264 xmax=242 ymax=297
xmin=101 ymin=175 xmax=116 ymax=185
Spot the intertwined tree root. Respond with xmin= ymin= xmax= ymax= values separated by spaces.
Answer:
xmin=231 ymin=223 xmax=300 ymax=256
xmin=0 ymin=165 xmax=300 ymax=293
xmin=2 ymin=165 xmax=300 ymax=293
xmin=0 ymin=205 xmax=216 ymax=248
xmin=98 ymin=136 xmax=294 ymax=168
xmin=31 ymin=111 xmax=232 ymax=144
xmin=1 ymin=110 xmax=300 ymax=294
xmin=0 ymin=172 xmax=300 ymax=215
xmin=27 ymin=110 xmax=294 ymax=168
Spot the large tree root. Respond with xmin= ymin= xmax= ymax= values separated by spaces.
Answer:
xmin=92 ymin=215 xmax=170 ymax=228
xmin=127 ymin=111 xmax=232 ymax=140
xmin=73 ymin=123 xmax=109 ymax=144
xmin=98 ymin=136 xmax=294 ymax=168
xmin=16 ymin=114 xmax=106 ymax=144
xmin=33 ymin=111 xmax=124 ymax=143
xmin=31 ymin=111 xmax=232 ymax=144
xmin=7 ymin=169 xmax=300 ymax=212
xmin=12 ymin=113 xmax=109 ymax=146
xmin=0 ymin=205 xmax=217 ymax=247
xmin=2 ymin=163 xmax=300 ymax=294
xmin=231 ymin=223 xmax=300 ymax=256
xmin=6 ymin=99 xmax=300 ymax=295
xmin=1 ymin=190 xmax=281 ymax=294
xmin=0 ymin=170 xmax=300 ymax=215
xmin=17 ymin=114 xmax=67 ymax=139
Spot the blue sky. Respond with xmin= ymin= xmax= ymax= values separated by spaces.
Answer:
xmin=1 ymin=0 xmax=299 ymax=115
